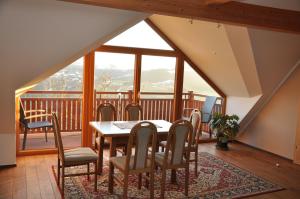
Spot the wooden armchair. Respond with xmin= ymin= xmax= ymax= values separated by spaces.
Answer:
xmin=108 ymin=121 xmax=157 ymax=199
xmin=52 ymin=113 xmax=98 ymax=196
xmin=155 ymin=119 xmax=193 ymax=199
xmin=19 ymin=99 xmax=53 ymax=150
xmin=125 ymin=103 xmax=143 ymax=121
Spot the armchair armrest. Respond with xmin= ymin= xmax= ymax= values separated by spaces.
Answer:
xmin=25 ymin=114 xmax=52 ymax=120
xmin=25 ymin=109 xmax=46 ymax=114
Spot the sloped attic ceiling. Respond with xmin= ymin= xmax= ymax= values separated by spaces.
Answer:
xmin=150 ymin=14 xmax=300 ymax=99
xmin=150 ymin=15 xmax=259 ymax=97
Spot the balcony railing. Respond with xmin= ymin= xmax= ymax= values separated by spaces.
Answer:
xmin=20 ymin=90 xmax=224 ymax=133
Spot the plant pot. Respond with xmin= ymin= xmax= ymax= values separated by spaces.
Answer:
xmin=216 ymin=137 xmax=229 ymax=150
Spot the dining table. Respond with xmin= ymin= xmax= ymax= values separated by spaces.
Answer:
xmin=89 ymin=120 xmax=178 ymax=183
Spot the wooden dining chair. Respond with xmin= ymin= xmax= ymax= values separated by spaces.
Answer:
xmin=108 ymin=121 xmax=157 ymax=199
xmin=155 ymin=119 xmax=193 ymax=199
xmin=52 ymin=113 xmax=98 ymax=195
xmin=159 ymin=109 xmax=201 ymax=175
xmin=94 ymin=102 xmax=116 ymax=149
xmin=94 ymin=102 xmax=126 ymax=174
xmin=125 ymin=103 xmax=143 ymax=121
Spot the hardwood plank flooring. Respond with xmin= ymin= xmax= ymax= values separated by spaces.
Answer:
xmin=1 ymin=142 xmax=300 ymax=199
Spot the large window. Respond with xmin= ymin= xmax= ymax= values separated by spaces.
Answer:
xmin=19 ymin=58 xmax=83 ymax=151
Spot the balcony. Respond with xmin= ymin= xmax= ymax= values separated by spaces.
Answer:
xmin=19 ymin=90 xmax=224 ymax=150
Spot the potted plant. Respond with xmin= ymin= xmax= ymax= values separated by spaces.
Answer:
xmin=209 ymin=113 xmax=240 ymax=150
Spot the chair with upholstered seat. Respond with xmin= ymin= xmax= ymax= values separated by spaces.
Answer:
xmin=52 ymin=113 xmax=98 ymax=195
xmin=155 ymin=119 xmax=193 ymax=199
xmin=94 ymin=102 xmax=126 ymax=174
xmin=94 ymin=102 xmax=116 ymax=150
xmin=125 ymin=103 xmax=143 ymax=121
xmin=159 ymin=109 xmax=201 ymax=175
xmin=19 ymin=99 xmax=53 ymax=150
xmin=108 ymin=121 xmax=157 ymax=199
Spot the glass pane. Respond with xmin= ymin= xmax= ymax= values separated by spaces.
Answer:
xmin=94 ymin=52 xmax=135 ymax=92
xmin=94 ymin=52 xmax=135 ymax=120
xmin=20 ymin=58 xmax=84 ymax=151
xmin=182 ymin=61 xmax=220 ymax=120
xmin=183 ymin=61 xmax=219 ymax=97
xmin=140 ymin=55 xmax=176 ymax=93
xmin=105 ymin=21 xmax=173 ymax=50
xmin=140 ymin=55 xmax=176 ymax=122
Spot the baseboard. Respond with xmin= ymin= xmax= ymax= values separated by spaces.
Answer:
xmin=0 ymin=164 xmax=17 ymax=169
xmin=234 ymin=140 xmax=293 ymax=162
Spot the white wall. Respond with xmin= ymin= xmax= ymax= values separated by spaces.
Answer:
xmin=0 ymin=0 xmax=146 ymax=165
xmin=238 ymin=66 xmax=300 ymax=159
xmin=226 ymin=95 xmax=261 ymax=122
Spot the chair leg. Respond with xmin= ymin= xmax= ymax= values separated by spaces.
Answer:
xmin=145 ymin=172 xmax=149 ymax=189
xmin=160 ymin=169 xmax=166 ymax=199
xmin=150 ymin=171 xmax=154 ymax=199
xmin=57 ymin=158 xmax=60 ymax=185
xmin=22 ymin=128 xmax=28 ymax=150
xmin=94 ymin=162 xmax=98 ymax=192
xmin=108 ymin=163 xmax=114 ymax=193
xmin=44 ymin=127 xmax=48 ymax=142
xmin=195 ymin=149 xmax=198 ymax=176
xmin=62 ymin=166 xmax=65 ymax=196
xmin=185 ymin=164 xmax=189 ymax=196
xmin=87 ymin=163 xmax=90 ymax=181
xmin=138 ymin=173 xmax=142 ymax=189
xmin=123 ymin=174 xmax=129 ymax=199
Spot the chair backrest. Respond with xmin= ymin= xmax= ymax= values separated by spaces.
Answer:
xmin=189 ymin=109 xmax=201 ymax=145
xmin=125 ymin=121 xmax=157 ymax=170
xmin=52 ymin=113 xmax=65 ymax=162
xmin=125 ymin=103 xmax=143 ymax=121
xmin=19 ymin=99 xmax=27 ymax=125
xmin=164 ymin=120 xmax=193 ymax=166
xmin=202 ymin=96 xmax=217 ymax=123
xmin=96 ymin=103 xmax=116 ymax=121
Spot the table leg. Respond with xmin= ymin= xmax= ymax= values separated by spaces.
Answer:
xmin=97 ymin=136 xmax=104 ymax=175
xmin=109 ymin=138 xmax=117 ymax=157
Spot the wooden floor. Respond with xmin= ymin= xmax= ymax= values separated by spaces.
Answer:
xmin=1 ymin=142 xmax=300 ymax=199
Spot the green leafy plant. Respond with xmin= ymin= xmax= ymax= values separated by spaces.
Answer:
xmin=210 ymin=113 xmax=240 ymax=143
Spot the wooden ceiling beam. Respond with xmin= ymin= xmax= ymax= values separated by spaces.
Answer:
xmin=61 ymin=0 xmax=300 ymax=34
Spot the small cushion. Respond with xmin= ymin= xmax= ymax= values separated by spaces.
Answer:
xmin=27 ymin=121 xmax=52 ymax=129
xmin=110 ymin=156 xmax=151 ymax=171
xmin=64 ymin=147 xmax=97 ymax=164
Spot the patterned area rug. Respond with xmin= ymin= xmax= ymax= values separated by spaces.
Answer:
xmin=52 ymin=152 xmax=283 ymax=198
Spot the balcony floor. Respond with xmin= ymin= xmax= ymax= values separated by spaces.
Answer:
xmin=19 ymin=132 xmax=81 ymax=150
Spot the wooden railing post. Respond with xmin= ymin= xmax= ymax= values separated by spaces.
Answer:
xmin=188 ymin=91 xmax=194 ymax=109
xmin=128 ymin=90 xmax=133 ymax=104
